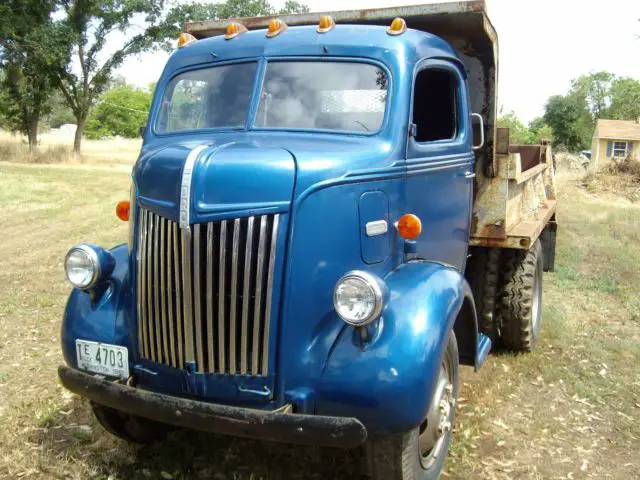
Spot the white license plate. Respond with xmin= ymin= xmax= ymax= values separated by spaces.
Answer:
xmin=75 ymin=340 xmax=129 ymax=379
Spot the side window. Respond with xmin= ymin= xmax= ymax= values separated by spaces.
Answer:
xmin=412 ymin=69 xmax=458 ymax=143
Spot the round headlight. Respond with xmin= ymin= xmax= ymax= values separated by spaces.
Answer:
xmin=64 ymin=245 xmax=99 ymax=289
xmin=333 ymin=271 xmax=385 ymax=326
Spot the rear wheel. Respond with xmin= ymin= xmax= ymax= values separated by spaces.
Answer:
xmin=499 ymin=240 xmax=544 ymax=352
xmin=366 ymin=332 xmax=459 ymax=480
xmin=92 ymin=402 xmax=172 ymax=444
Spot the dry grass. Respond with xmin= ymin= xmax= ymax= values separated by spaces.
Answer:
xmin=0 ymin=161 xmax=638 ymax=479
xmin=0 ymin=133 xmax=141 ymax=166
xmin=581 ymin=157 xmax=640 ymax=203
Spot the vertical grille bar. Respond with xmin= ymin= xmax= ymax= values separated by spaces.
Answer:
xmin=240 ymin=216 xmax=254 ymax=375
xmin=160 ymin=217 xmax=169 ymax=364
xmin=193 ymin=224 xmax=205 ymax=373
xmin=217 ymin=220 xmax=227 ymax=373
xmin=229 ymin=218 xmax=240 ymax=375
xmin=146 ymin=212 xmax=156 ymax=361
xmin=138 ymin=210 xmax=148 ymax=358
xmin=173 ymin=223 xmax=184 ymax=369
xmin=251 ymin=215 xmax=267 ymax=375
xmin=153 ymin=214 xmax=162 ymax=360
xmin=262 ymin=214 xmax=279 ymax=376
xmin=206 ymin=223 xmax=215 ymax=373
xmin=182 ymin=228 xmax=195 ymax=365
xmin=167 ymin=221 xmax=177 ymax=367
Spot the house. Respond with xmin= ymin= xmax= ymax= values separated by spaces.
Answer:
xmin=592 ymin=118 xmax=640 ymax=165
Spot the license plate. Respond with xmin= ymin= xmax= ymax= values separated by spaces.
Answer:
xmin=75 ymin=340 xmax=129 ymax=379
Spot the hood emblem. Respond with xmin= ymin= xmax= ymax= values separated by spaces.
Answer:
xmin=179 ymin=144 xmax=210 ymax=229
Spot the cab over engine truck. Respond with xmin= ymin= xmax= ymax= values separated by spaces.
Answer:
xmin=59 ymin=2 xmax=558 ymax=478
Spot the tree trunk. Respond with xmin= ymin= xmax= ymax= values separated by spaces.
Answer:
xmin=27 ymin=112 xmax=40 ymax=152
xmin=74 ymin=116 xmax=87 ymax=153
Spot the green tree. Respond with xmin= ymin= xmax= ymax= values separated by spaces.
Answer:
xmin=528 ymin=117 xmax=554 ymax=144
xmin=609 ymin=77 xmax=640 ymax=121
xmin=165 ymin=0 xmax=309 ymax=24
xmin=0 ymin=0 xmax=65 ymax=150
xmin=497 ymin=111 xmax=533 ymax=144
xmin=571 ymin=71 xmax=615 ymax=120
xmin=544 ymin=94 xmax=592 ymax=151
xmin=85 ymin=84 xmax=152 ymax=138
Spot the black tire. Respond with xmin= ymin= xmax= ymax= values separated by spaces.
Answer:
xmin=499 ymin=240 xmax=543 ymax=352
xmin=92 ymin=402 xmax=172 ymax=444
xmin=465 ymin=247 xmax=501 ymax=341
xmin=366 ymin=332 xmax=459 ymax=480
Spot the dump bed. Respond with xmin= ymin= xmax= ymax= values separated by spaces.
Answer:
xmin=186 ymin=1 xmax=499 ymax=176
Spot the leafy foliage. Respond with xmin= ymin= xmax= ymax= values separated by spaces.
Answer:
xmin=497 ymin=111 xmax=553 ymax=145
xmin=85 ymin=84 xmax=152 ymax=138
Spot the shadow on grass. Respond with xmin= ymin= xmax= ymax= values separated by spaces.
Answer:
xmin=30 ymin=397 xmax=367 ymax=480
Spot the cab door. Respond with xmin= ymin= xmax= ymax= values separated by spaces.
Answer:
xmin=404 ymin=58 xmax=474 ymax=271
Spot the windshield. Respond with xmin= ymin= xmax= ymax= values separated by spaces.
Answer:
xmin=155 ymin=62 xmax=257 ymax=133
xmin=255 ymin=62 xmax=388 ymax=133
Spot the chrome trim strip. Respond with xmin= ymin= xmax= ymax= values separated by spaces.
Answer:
xmin=146 ymin=212 xmax=156 ymax=361
xmin=229 ymin=218 xmax=240 ymax=375
xmin=153 ymin=214 xmax=162 ymax=361
xmin=240 ymin=216 xmax=254 ymax=375
xmin=182 ymin=227 xmax=195 ymax=364
xmin=173 ymin=223 xmax=184 ymax=369
xmin=167 ymin=219 xmax=176 ymax=367
xmin=262 ymin=214 xmax=279 ymax=376
xmin=206 ymin=222 xmax=215 ymax=373
xmin=160 ymin=217 xmax=169 ymax=363
xmin=179 ymin=144 xmax=210 ymax=229
xmin=138 ymin=210 xmax=148 ymax=358
xmin=193 ymin=223 xmax=204 ymax=372
xmin=252 ymin=215 xmax=267 ymax=375
xmin=218 ymin=220 xmax=227 ymax=373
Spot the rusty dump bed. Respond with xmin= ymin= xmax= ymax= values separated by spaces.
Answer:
xmin=186 ymin=1 xmax=557 ymax=251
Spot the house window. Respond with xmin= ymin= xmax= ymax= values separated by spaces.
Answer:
xmin=613 ymin=141 xmax=628 ymax=157
xmin=412 ymin=69 xmax=458 ymax=142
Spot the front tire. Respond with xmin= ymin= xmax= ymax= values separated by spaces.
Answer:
xmin=366 ymin=332 xmax=459 ymax=480
xmin=92 ymin=402 xmax=172 ymax=444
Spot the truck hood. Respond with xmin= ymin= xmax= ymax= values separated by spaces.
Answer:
xmin=134 ymin=140 xmax=296 ymax=222
xmin=134 ymin=134 xmax=397 ymax=221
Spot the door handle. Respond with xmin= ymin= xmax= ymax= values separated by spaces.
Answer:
xmin=463 ymin=171 xmax=476 ymax=179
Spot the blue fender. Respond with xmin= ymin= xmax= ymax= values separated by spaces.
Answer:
xmin=316 ymin=261 xmax=478 ymax=436
xmin=60 ymin=244 xmax=133 ymax=368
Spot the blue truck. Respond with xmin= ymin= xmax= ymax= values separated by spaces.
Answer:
xmin=59 ymin=2 xmax=558 ymax=478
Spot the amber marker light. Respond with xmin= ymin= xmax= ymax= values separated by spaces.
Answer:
xmin=387 ymin=17 xmax=407 ymax=36
xmin=116 ymin=200 xmax=130 ymax=222
xmin=178 ymin=32 xmax=197 ymax=48
xmin=396 ymin=214 xmax=422 ymax=240
xmin=266 ymin=18 xmax=288 ymax=37
xmin=225 ymin=22 xmax=248 ymax=40
xmin=317 ymin=15 xmax=336 ymax=33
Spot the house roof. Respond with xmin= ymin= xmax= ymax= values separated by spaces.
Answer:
xmin=594 ymin=119 xmax=640 ymax=141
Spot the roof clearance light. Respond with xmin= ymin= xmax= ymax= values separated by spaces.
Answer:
xmin=178 ymin=32 xmax=197 ymax=48
xmin=266 ymin=18 xmax=288 ymax=38
xmin=387 ymin=17 xmax=407 ymax=36
xmin=396 ymin=214 xmax=422 ymax=240
xmin=225 ymin=22 xmax=248 ymax=40
xmin=317 ymin=15 xmax=336 ymax=33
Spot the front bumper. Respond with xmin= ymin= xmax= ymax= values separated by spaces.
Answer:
xmin=58 ymin=366 xmax=367 ymax=448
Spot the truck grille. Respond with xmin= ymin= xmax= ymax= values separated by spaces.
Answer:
xmin=136 ymin=208 xmax=280 ymax=376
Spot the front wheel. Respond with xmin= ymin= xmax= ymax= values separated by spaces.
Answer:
xmin=366 ymin=332 xmax=459 ymax=480
xmin=92 ymin=402 xmax=173 ymax=444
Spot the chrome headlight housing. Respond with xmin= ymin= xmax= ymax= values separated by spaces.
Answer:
xmin=64 ymin=244 xmax=115 ymax=290
xmin=128 ymin=182 xmax=136 ymax=251
xmin=333 ymin=271 xmax=385 ymax=326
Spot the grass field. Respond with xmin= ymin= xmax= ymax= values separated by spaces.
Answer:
xmin=0 ymin=159 xmax=638 ymax=479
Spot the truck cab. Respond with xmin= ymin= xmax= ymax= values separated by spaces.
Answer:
xmin=59 ymin=3 xmax=557 ymax=479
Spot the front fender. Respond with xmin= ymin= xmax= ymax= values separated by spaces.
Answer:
xmin=60 ymin=244 xmax=133 ymax=368
xmin=316 ymin=261 xmax=467 ymax=436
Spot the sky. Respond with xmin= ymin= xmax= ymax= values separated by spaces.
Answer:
xmin=115 ymin=0 xmax=640 ymax=123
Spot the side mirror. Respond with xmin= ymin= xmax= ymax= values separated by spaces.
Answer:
xmin=139 ymin=125 xmax=146 ymax=138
